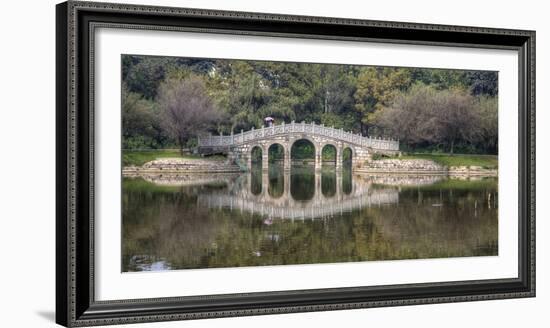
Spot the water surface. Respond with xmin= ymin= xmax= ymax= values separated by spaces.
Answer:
xmin=122 ymin=165 xmax=498 ymax=272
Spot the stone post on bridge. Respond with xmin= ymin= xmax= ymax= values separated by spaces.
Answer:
xmin=284 ymin=171 xmax=291 ymax=199
xmin=314 ymin=146 xmax=322 ymax=171
xmin=335 ymin=170 xmax=342 ymax=199
xmin=261 ymin=171 xmax=269 ymax=196
xmin=314 ymin=171 xmax=322 ymax=199
xmin=284 ymin=147 xmax=291 ymax=171
xmin=262 ymin=145 xmax=269 ymax=171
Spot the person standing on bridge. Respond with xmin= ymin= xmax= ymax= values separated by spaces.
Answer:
xmin=264 ymin=116 xmax=275 ymax=127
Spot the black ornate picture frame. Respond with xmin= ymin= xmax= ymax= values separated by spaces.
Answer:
xmin=56 ymin=1 xmax=535 ymax=326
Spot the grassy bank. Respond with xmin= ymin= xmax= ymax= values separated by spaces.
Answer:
xmin=123 ymin=150 xmax=225 ymax=167
xmin=401 ymin=177 xmax=498 ymax=191
xmin=384 ymin=153 xmax=498 ymax=169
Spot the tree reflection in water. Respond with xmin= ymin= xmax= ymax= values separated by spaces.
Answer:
xmin=268 ymin=163 xmax=284 ymax=198
xmin=122 ymin=167 xmax=498 ymax=271
xmin=289 ymin=166 xmax=315 ymax=201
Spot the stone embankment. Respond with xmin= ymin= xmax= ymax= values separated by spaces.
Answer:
xmin=357 ymin=159 xmax=497 ymax=176
xmin=123 ymin=158 xmax=242 ymax=174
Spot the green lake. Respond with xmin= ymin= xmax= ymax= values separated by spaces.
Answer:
xmin=122 ymin=164 xmax=498 ymax=272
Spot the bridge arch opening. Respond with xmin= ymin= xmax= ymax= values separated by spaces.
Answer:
xmin=250 ymin=146 xmax=262 ymax=165
xmin=342 ymin=167 xmax=352 ymax=195
xmin=290 ymin=167 xmax=315 ymax=201
xmin=268 ymin=143 xmax=285 ymax=164
xmin=290 ymin=139 xmax=315 ymax=166
xmin=321 ymin=169 xmax=336 ymax=198
xmin=268 ymin=168 xmax=284 ymax=198
xmin=290 ymin=139 xmax=315 ymax=200
xmin=250 ymin=165 xmax=262 ymax=195
xmin=343 ymin=147 xmax=353 ymax=167
xmin=321 ymin=144 xmax=337 ymax=167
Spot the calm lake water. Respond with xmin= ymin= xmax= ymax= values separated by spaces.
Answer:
xmin=122 ymin=164 xmax=498 ymax=272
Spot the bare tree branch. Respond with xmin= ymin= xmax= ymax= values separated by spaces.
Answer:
xmin=158 ymin=75 xmax=221 ymax=152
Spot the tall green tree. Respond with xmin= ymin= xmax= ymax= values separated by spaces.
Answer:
xmin=215 ymin=61 xmax=273 ymax=133
xmin=467 ymin=71 xmax=498 ymax=96
xmin=353 ymin=67 xmax=412 ymax=136
xmin=122 ymin=86 xmax=165 ymax=149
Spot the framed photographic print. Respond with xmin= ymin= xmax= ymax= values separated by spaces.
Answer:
xmin=56 ymin=1 xmax=535 ymax=326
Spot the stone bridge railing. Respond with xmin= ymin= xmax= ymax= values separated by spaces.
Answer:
xmin=198 ymin=121 xmax=399 ymax=151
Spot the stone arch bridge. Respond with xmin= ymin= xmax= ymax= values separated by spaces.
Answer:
xmin=198 ymin=121 xmax=399 ymax=170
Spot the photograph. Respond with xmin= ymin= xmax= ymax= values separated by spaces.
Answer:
xmin=49 ymin=1 xmax=536 ymax=327
xmin=121 ymin=55 xmax=499 ymax=272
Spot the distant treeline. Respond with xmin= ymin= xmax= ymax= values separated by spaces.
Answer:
xmin=122 ymin=55 xmax=498 ymax=154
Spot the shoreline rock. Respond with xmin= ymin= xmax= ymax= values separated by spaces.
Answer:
xmin=123 ymin=158 xmax=243 ymax=174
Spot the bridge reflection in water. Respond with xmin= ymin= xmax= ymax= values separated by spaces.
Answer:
xmin=197 ymin=164 xmax=399 ymax=221
xmin=123 ymin=167 xmax=498 ymax=271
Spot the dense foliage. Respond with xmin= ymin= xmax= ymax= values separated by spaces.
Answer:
xmin=122 ymin=55 xmax=498 ymax=154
